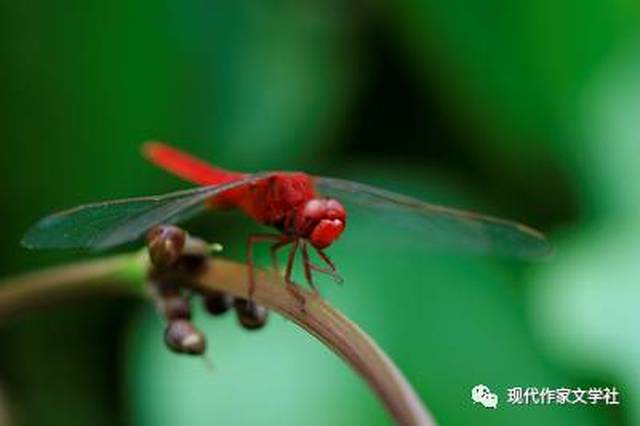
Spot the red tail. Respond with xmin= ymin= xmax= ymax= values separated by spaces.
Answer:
xmin=142 ymin=141 xmax=244 ymax=185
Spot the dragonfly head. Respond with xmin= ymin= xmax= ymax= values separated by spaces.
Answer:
xmin=297 ymin=198 xmax=346 ymax=249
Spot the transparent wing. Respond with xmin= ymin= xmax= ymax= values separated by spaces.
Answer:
xmin=315 ymin=177 xmax=551 ymax=258
xmin=22 ymin=174 xmax=272 ymax=250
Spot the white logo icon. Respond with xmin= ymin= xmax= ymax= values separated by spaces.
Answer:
xmin=472 ymin=384 xmax=498 ymax=409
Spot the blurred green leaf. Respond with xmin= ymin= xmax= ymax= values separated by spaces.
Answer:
xmin=171 ymin=1 xmax=353 ymax=170
xmin=387 ymin=0 xmax=640 ymax=178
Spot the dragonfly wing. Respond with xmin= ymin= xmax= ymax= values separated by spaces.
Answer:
xmin=315 ymin=176 xmax=551 ymax=258
xmin=22 ymin=173 xmax=273 ymax=250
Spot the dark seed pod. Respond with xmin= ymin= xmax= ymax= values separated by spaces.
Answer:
xmin=203 ymin=291 xmax=234 ymax=316
xmin=234 ymin=299 xmax=269 ymax=330
xmin=147 ymin=225 xmax=186 ymax=269
xmin=174 ymin=254 xmax=208 ymax=275
xmin=164 ymin=319 xmax=206 ymax=355
xmin=163 ymin=296 xmax=191 ymax=320
xmin=153 ymin=280 xmax=181 ymax=298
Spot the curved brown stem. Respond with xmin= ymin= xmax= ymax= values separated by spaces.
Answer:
xmin=0 ymin=254 xmax=143 ymax=321
xmin=198 ymin=259 xmax=435 ymax=425
xmin=0 ymin=254 xmax=436 ymax=426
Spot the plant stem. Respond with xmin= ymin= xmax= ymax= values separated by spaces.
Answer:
xmin=0 ymin=254 xmax=436 ymax=426
xmin=0 ymin=254 xmax=143 ymax=321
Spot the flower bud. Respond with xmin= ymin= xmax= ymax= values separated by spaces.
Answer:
xmin=147 ymin=225 xmax=186 ymax=269
xmin=153 ymin=280 xmax=181 ymax=297
xmin=164 ymin=319 xmax=206 ymax=355
xmin=203 ymin=291 xmax=234 ymax=316
xmin=234 ymin=299 xmax=269 ymax=330
xmin=163 ymin=296 xmax=191 ymax=320
xmin=174 ymin=254 xmax=208 ymax=275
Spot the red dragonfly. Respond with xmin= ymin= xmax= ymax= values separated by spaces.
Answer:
xmin=22 ymin=142 xmax=550 ymax=298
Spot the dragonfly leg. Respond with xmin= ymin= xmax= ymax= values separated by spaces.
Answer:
xmin=300 ymin=241 xmax=319 ymax=296
xmin=283 ymin=238 xmax=299 ymax=284
xmin=283 ymin=239 xmax=306 ymax=305
xmin=270 ymin=237 xmax=294 ymax=278
xmin=310 ymin=246 xmax=344 ymax=285
xmin=246 ymin=233 xmax=287 ymax=299
xmin=307 ymin=263 xmax=343 ymax=285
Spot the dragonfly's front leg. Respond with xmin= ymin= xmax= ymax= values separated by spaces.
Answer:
xmin=283 ymin=239 xmax=306 ymax=305
xmin=301 ymin=241 xmax=319 ymax=296
xmin=270 ymin=237 xmax=293 ymax=277
xmin=309 ymin=246 xmax=344 ymax=284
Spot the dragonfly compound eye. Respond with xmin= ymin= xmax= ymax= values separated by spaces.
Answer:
xmin=164 ymin=319 xmax=206 ymax=355
xmin=309 ymin=218 xmax=345 ymax=249
xmin=297 ymin=198 xmax=346 ymax=248
xmin=234 ymin=299 xmax=269 ymax=330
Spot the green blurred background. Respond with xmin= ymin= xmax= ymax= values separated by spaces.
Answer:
xmin=0 ymin=1 xmax=638 ymax=425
